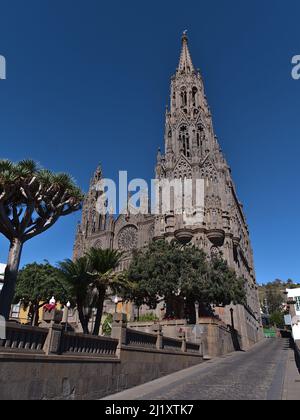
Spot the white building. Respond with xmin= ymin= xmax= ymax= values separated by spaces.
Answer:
xmin=0 ymin=263 xmax=6 ymax=293
xmin=286 ymin=288 xmax=300 ymax=340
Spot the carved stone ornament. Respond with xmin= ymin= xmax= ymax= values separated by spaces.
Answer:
xmin=117 ymin=226 xmax=138 ymax=251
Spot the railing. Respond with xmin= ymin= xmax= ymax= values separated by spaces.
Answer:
xmin=0 ymin=318 xmax=202 ymax=359
xmin=126 ymin=328 xmax=157 ymax=349
xmin=0 ymin=323 xmax=48 ymax=354
xmin=186 ymin=341 xmax=200 ymax=354
xmin=162 ymin=336 xmax=183 ymax=352
xmin=60 ymin=331 xmax=118 ymax=357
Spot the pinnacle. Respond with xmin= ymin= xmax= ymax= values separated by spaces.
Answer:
xmin=178 ymin=31 xmax=195 ymax=73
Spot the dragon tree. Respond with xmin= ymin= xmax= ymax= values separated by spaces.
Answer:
xmin=0 ymin=160 xmax=83 ymax=319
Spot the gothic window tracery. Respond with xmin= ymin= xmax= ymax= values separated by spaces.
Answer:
xmin=174 ymin=157 xmax=192 ymax=179
xmin=117 ymin=226 xmax=138 ymax=252
xmin=211 ymin=246 xmax=221 ymax=258
xmin=179 ymin=125 xmax=190 ymax=158
xmin=200 ymin=159 xmax=218 ymax=182
xmin=196 ymin=124 xmax=205 ymax=148
xmin=192 ymin=87 xmax=198 ymax=107
xmin=181 ymin=88 xmax=187 ymax=107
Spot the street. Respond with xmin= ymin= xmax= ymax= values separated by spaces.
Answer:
xmin=104 ymin=338 xmax=300 ymax=400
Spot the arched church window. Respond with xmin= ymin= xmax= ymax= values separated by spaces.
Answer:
xmin=179 ymin=125 xmax=190 ymax=158
xmin=192 ymin=87 xmax=198 ymax=107
xmin=181 ymin=89 xmax=187 ymax=107
xmin=197 ymin=124 xmax=204 ymax=148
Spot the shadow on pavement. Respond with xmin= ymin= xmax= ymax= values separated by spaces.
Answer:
xmin=280 ymin=330 xmax=300 ymax=374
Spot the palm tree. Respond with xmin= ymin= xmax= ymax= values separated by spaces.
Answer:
xmin=86 ymin=248 xmax=125 ymax=336
xmin=0 ymin=160 xmax=83 ymax=319
xmin=58 ymin=257 xmax=93 ymax=334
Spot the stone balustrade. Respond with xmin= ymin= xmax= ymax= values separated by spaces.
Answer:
xmin=126 ymin=328 xmax=157 ymax=349
xmin=0 ymin=316 xmax=204 ymax=400
xmin=60 ymin=331 xmax=118 ymax=357
xmin=112 ymin=314 xmax=201 ymax=354
xmin=186 ymin=341 xmax=201 ymax=354
xmin=0 ymin=322 xmax=48 ymax=353
xmin=162 ymin=336 xmax=183 ymax=352
xmin=0 ymin=316 xmax=201 ymax=358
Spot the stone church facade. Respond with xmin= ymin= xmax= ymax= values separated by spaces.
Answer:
xmin=74 ymin=33 xmax=263 ymax=349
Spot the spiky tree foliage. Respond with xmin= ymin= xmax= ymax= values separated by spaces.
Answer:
xmin=14 ymin=262 xmax=70 ymax=326
xmin=86 ymin=248 xmax=124 ymax=336
xmin=57 ymin=257 xmax=93 ymax=334
xmin=0 ymin=160 xmax=83 ymax=319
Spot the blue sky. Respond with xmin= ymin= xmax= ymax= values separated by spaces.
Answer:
xmin=0 ymin=0 xmax=299 ymax=284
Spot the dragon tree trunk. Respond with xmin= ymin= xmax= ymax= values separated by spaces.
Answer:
xmin=0 ymin=238 xmax=23 ymax=320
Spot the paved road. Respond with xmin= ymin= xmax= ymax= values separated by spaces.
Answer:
xmin=104 ymin=338 xmax=299 ymax=400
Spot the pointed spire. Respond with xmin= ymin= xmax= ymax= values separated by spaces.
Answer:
xmin=94 ymin=163 xmax=102 ymax=182
xmin=178 ymin=31 xmax=195 ymax=74
xmin=157 ymin=148 xmax=162 ymax=163
xmin=90 ymin=163 xmax=102 ymax=188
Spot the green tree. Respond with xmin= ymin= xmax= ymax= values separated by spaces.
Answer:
xmin=126 ymin=241 xmax=182 ymax=316
xmin=102 ymin=313 xmax=113 ymax=336
xmin=127 ymin=240 xmax=246 ymax=324
xmin=208 ymin=257 xmax=246 ymax=307
xmin=0 ymin=160 xmax=83 ymax=319
xmin=57 ymin=257 xmax=93 ymax=334
xmin=15 ymin=262 xmax=70 ymax=326
xmin=269 ymin=311 xmax=285 ymax=329
xmin=86 ymin=248 xmax=125 ymax=336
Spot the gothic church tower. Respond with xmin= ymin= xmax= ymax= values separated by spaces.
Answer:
xmin=74 ymin=33 xmax=263 ymax=348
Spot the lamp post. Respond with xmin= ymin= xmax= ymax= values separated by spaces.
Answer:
xmin=62 ymin=301 xmax=71 ymax=331
xmin=230 ymin=307 xmax=235 ymax=330
xmin=114 ymin=296 xmax=119 ymax=313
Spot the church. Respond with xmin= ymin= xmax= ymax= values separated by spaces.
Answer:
xmin=73 ymin=32 xmax=263 ymax=349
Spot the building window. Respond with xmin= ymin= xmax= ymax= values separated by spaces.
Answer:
xmin=11 ymin=303 xmax=21 ymax=319
xmin=181 ymin=89 xmax=187 ymax=107
xmin=296 ymin=296 xmax=300 ymax=312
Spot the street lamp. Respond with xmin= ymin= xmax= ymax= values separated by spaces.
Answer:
xmin=63 ymin=301 xmax=71 ymax=331
xmin=114 ymin=296 xmax=119 ymax=313
xmin=230 ymin=308 xmax=235 ymax=330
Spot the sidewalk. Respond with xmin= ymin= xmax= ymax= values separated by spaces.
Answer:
xmin=282 ymin=344 xmax=300 ymax=400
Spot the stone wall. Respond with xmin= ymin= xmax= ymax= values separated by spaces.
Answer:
xmin=0 ymin=347 xmax=202 ymax=400
xmin=0 ymin=319 xmax=203 ymax=400
xmin=128 ymin=317 xmax=242 ymax=358
xmin=295 ymin=340 xmax=300 ymax=369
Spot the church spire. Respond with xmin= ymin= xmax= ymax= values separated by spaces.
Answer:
xmin=90 ymin=163 xmax=102 ymax=188
xmin=178 ymin=31 xmax=195 ymax=74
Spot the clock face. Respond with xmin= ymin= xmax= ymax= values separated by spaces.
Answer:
xmin=117 ymin=226 xmax=138 ymax=251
